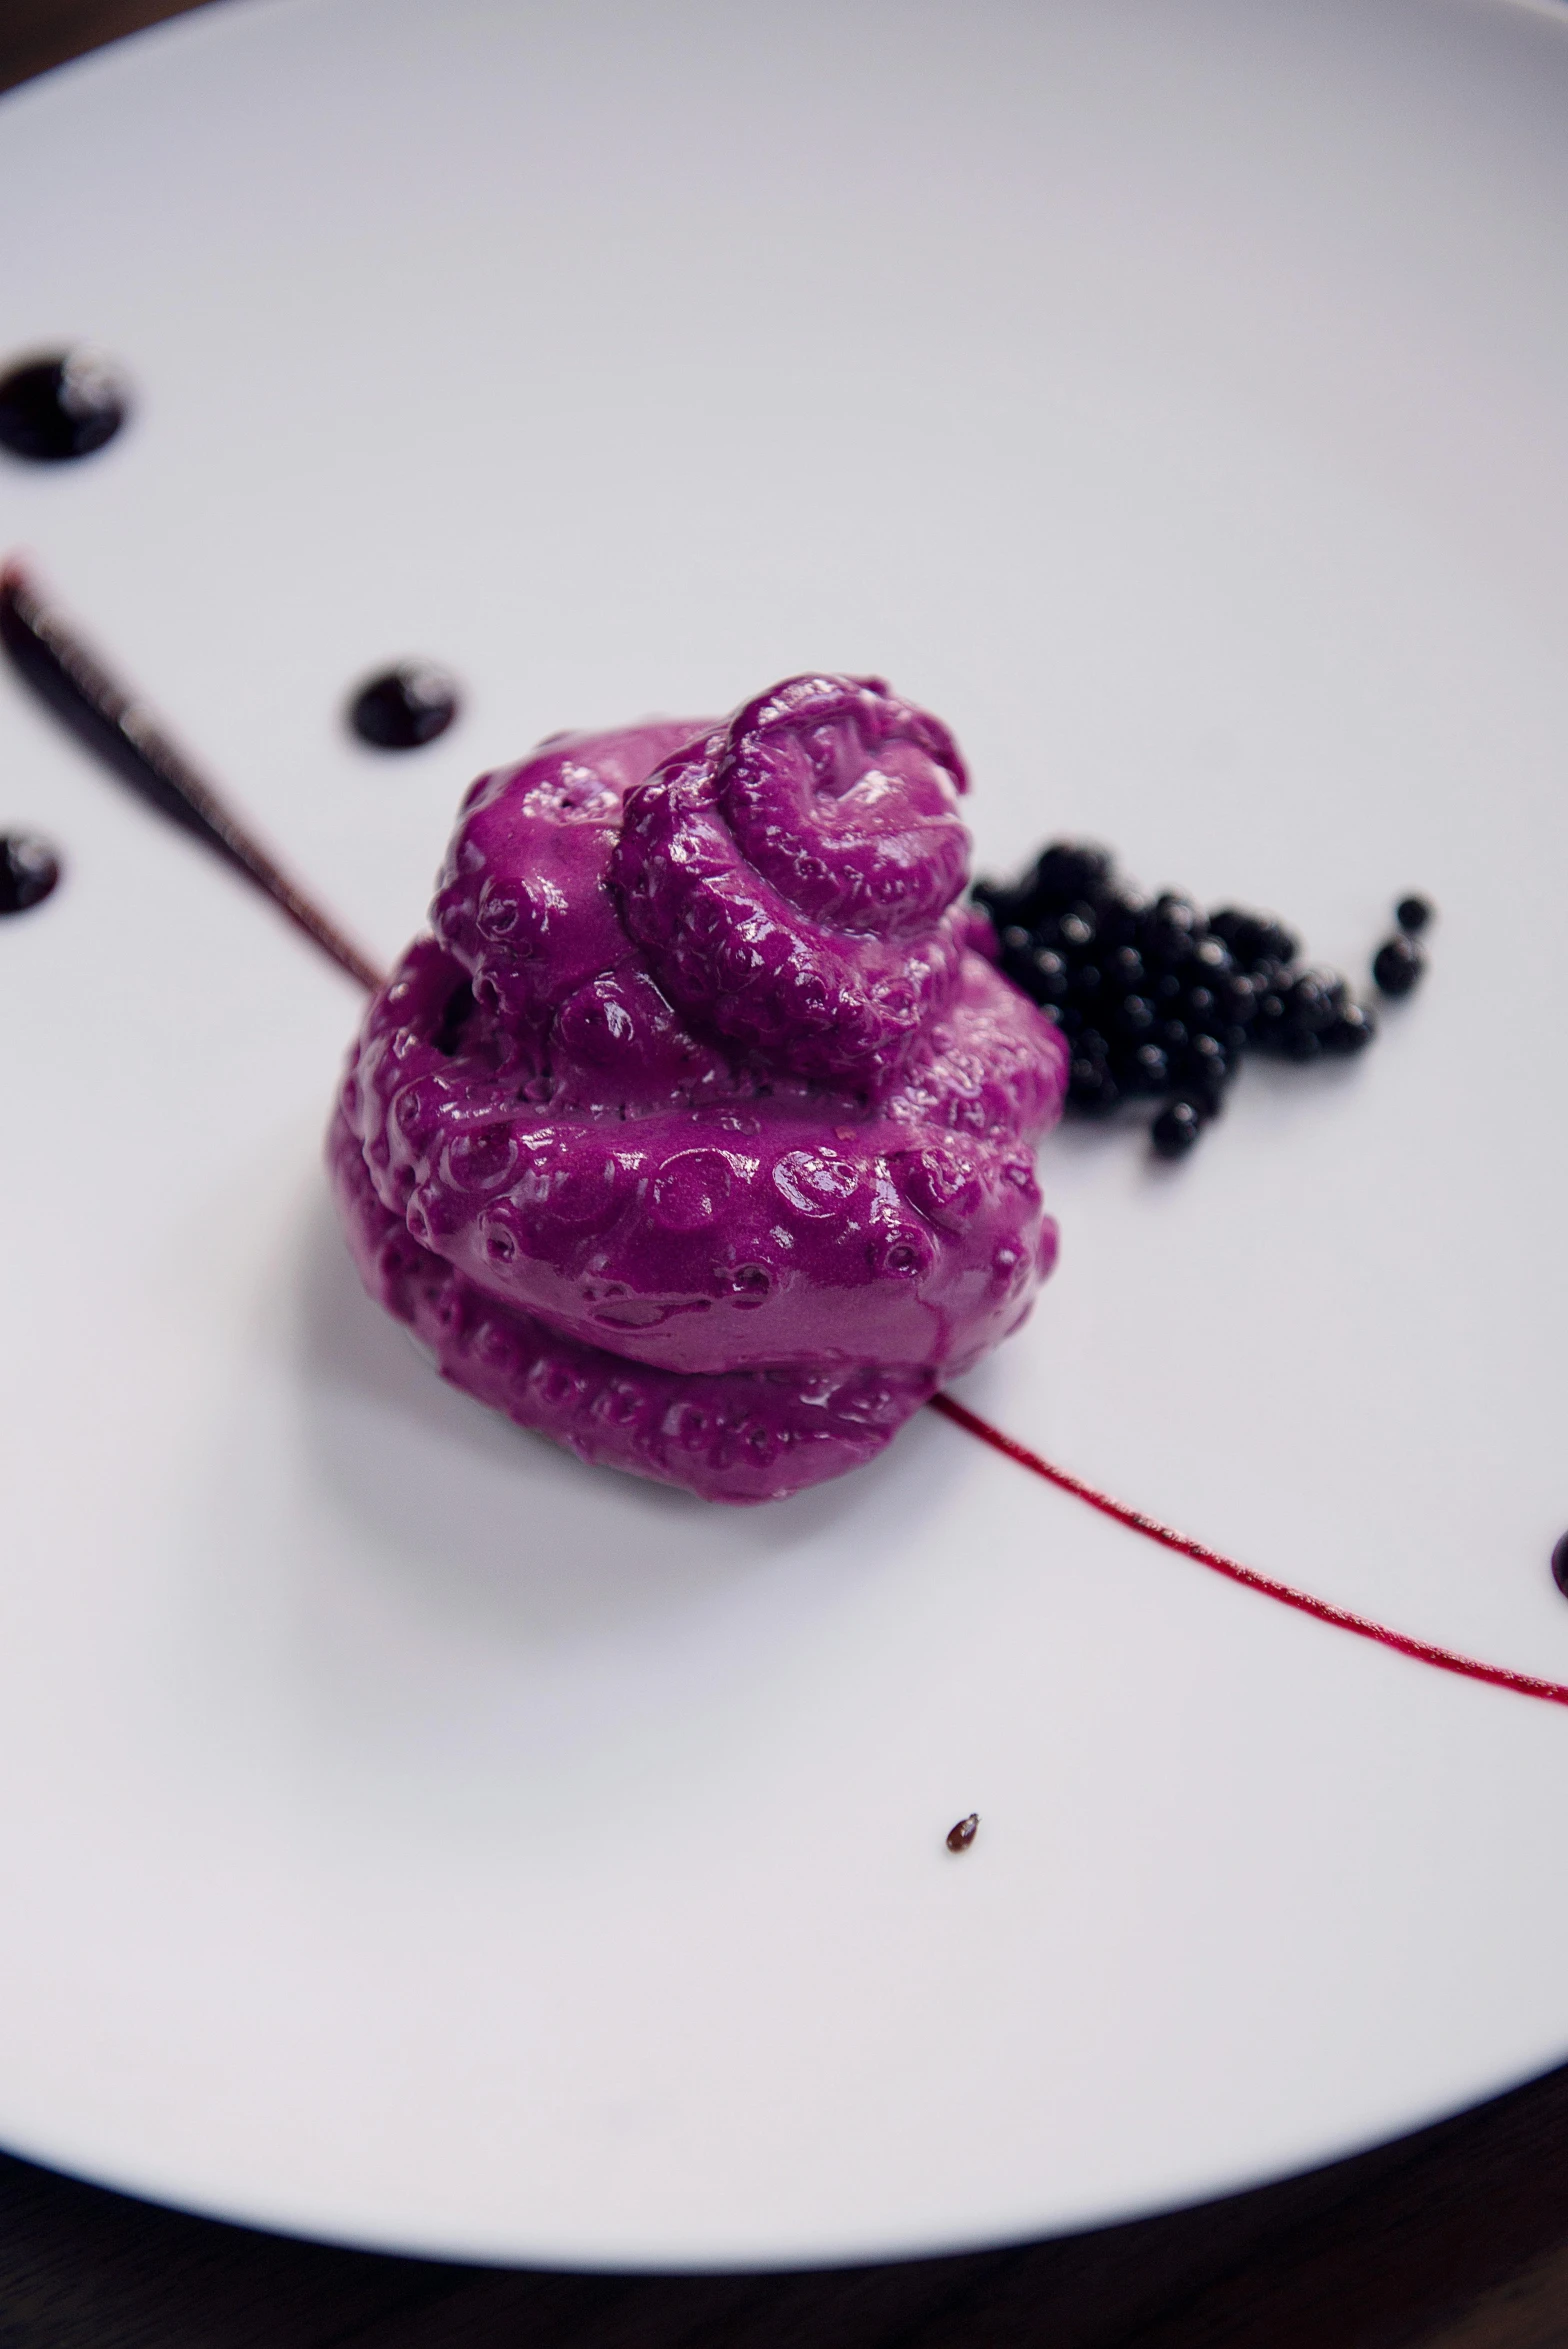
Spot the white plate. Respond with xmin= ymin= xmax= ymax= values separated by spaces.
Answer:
xmin=2 ymin=0 xmax=1567 ymax=2271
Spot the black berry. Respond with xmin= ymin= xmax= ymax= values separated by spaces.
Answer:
xmin=1152 ymin=1099 xmax=1205 ymax=1158
xmin=1026 ymin=842 xmax=1112 ymax=907
xmin=1139 ymin=897 xmax=1201 ymax=969
xmin=1553 ymin=1533 xmax=1568 ymax=1601
xmin=0 ymin=832 xmax=61 ymax=914
xmin=1372 ymin=934 xmax=1424 ymax=998
xmin=1323 ymin=1002 xmax=1377 ymax=1055
xmin=1263 ymin=971 xmax=1341 ymax=1062
xmin=1029 ymin=947 xmax=1070 ymax=1002
xmin=1069 ymin=1057 xmax=1120 ymax=1116
xmin=0 ymin=350 xmax=127 ymax=462
xmin=349 ymin=663 xmax=460 ymax=750
xmin=1211 ymin=910 xmax=1298 ymax=971
xmin=1217 ymin=972 xmax=1259 ymax=1027
xmin=1118 ymin=1041 xmax=1171 ymax=1095
xmin=1395 ymin=895 xmax=1433 ymax=936
xmin=973 ymin=877 xmax=1022 ymax=928
xmin=1178 ymin=1031 xmax=1230 ymax=1108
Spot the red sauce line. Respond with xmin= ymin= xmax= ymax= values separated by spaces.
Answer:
xmin=929 ymin=1391 xmax=1568 ymax=1710
xmin=22 ymin=556 xmax=1545 ymax=1698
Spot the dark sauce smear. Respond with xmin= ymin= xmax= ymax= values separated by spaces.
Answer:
xmin=946 ymin=1813 xmax=980 ymax=1854
xmin=0 ymin=832 xmax=61 ymax=915
xmin=0 ymin=565 xmax=384 ymax=992
xmin=1552 ymin=1534 xmax=1568 ymax=1602
xmin=0 ymin=350 xmax=128 ymax=463
xmin=349 ymin=663 xmax=460 ymax=750
xmin=975 ymin=842 xmax=1433 ymax=1157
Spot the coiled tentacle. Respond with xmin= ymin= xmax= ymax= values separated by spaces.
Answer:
xmin=330 ymin=678 xmax=1068 ymax=1502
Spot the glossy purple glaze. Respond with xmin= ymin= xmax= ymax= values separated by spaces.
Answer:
xmin=330 ymin=675 xmax=1068 ymax=1502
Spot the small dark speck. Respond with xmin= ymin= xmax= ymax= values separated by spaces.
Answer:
xmin=1551 ymin=1533 xmax=1568 ymax=1601
xmin=945 ymin=1812 xmax=979 ymax=1854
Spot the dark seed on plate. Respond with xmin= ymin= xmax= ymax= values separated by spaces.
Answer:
xmin=1396 ymin=895 xmax=1434 ymax=936
xmin=1218 ymin=973 xmax=1259 ymax=1026
xmin=1552 ymin=1533 xmax=1568 ymax=1601
xmin=1323 ymin=1002 xmax=1377 ymax=1054
xmin=1152 ymin=1098 xmax=1205 ymax=1158
xmin=1155 ymin=891 xmax=1199 ymax=923
xmin=1140 ymin=903 xmax=1201 ymax=968
xmin=1372 ymin=934 xmax=1424 ymax=997
xmin=1069 ymin=1059 xmax=1120 ymax=1115
xmin=1284 ymin=972 xmax=1342 ymax=1034
xmin=1181 ymin=1030 xmax=1229 ymax=1091
xmin=1029 ymin=947 xmax=1070 ymax=1002
xmin=0 ymin=832 xmax=61 ymax=914
xmin=0 ymin=348 xmax=128 ymax=462
xmin=1028 ymin=841 xmax=1112 ymax=905
xmin=1253 ymin=991 xmax=1288 ymax=1044
xmin=349 ymin=662 xmax=461 ymax=750
xmin=946 ymin=1812 xmax=980 ymax=1853
xmin=1096 ymin=892 xmax=1143 ymax=948
xmin=1212 ymin=910 xmax=1298 ymax=971
xmin=1119 ymin=1041 xmax=1171 ymax=1095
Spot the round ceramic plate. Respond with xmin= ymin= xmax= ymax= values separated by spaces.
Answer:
xmin=2 ymin=0 xmax=1567 ymax=2271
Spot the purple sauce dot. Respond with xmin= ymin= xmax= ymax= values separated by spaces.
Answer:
xmin=349 ymin=663 xmax=460 ymax=751
xmin=0 ymin=832 xmax=61 ymax=914
xmin=0 ymin=350 xmax=127 ymax=462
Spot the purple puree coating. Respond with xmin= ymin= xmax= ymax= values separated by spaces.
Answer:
xmin=329 ymin=675 xmax=1068 ymax=1502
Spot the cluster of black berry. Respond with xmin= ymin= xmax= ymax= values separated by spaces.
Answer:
xmin=974 ymin=844 xmax=1431 ymax=1158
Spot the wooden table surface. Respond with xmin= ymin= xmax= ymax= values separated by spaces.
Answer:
xmin=5 ymin=4 xmax=1568 ymax=2341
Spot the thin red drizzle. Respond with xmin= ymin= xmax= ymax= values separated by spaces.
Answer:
xmin=929 ymin=1392 xmax=1568 ymax=1710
